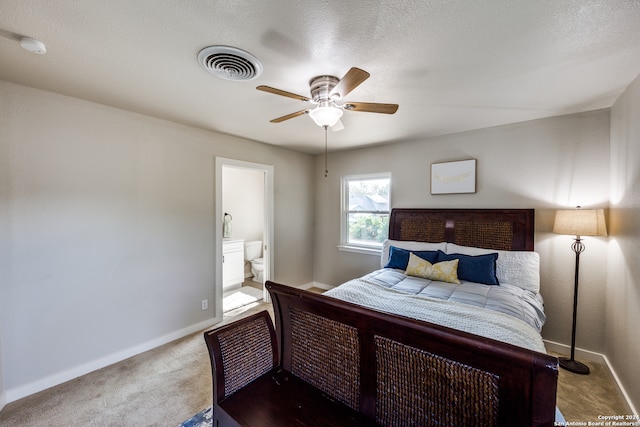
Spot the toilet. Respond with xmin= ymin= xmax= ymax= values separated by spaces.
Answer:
xmin=244 ymin=240 xmax=264 ymax=283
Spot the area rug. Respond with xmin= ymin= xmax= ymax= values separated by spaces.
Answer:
xmin=178 ymin=406 xmax=212 ymax=427
xmin=223 ymin=286 xmax=263 ymax=312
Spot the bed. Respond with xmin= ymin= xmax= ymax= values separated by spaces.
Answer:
xmin=322 ymin=208 xmax=562 ymax=424
xmin=325 ymin=208 xmax=546 ymax=353
xmin=207 ymin=208 xmax=559 ymax=426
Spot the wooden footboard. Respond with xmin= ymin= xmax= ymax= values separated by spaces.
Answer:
xmin=267 ymin=281 xmax=558 ymax=427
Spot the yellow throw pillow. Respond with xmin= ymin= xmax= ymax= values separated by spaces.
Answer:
xmin=405 ymin=252 xmax=461 ymax=284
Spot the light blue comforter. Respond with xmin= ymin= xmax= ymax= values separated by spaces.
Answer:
xmin=335 ymin=268 xmax=546 ymax=333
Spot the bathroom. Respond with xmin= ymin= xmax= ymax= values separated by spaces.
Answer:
xmin=221 ymin=164 xmax=266 ymax=312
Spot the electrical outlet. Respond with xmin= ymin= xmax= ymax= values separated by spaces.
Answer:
xmin=201 ymin=299 xmax=208 ymax=310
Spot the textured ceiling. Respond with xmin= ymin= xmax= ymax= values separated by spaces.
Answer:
xmin=1 ymin=0 xmax=640 ymax=154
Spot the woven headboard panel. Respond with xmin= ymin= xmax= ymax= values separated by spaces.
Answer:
xmin=388 ymin=208 xmax=534 ymax=251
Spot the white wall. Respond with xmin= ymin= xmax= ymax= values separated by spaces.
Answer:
xmin=0 ymin=88 xmax=7 ymax=405
xmin=0 ymin=81 xmax=315 ymax=403
xmin=608 ymin=73 xmax=640 ymax=412
xmin=222 ymin=167 xmax=265 ymax=243
xmin=313 ymin=110 xmax=610 ymax=354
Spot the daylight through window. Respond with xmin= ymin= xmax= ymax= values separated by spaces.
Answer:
xmin=342 ymin=173 xmax=391 ymax=249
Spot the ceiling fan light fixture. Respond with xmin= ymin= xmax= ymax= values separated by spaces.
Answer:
xmin=309 ymin=104 xmax=343 ymax=127
xmin=258 ymin=67 xmax=398 ymax=128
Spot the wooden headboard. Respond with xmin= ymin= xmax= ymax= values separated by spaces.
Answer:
xmin=388 ymin=208 xmax=535 ymax=251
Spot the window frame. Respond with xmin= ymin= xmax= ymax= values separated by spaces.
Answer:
xmin=339 ymin=172 xmax=391 ymax=255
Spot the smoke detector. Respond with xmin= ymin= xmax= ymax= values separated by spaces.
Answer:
xmin=198 ymin=46 xmax=262 ymax=81
xmin=21 ymin=37 xmax=46 ymax=54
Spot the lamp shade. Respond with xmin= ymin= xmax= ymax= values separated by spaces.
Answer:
xmin=553 ymin=208 xmax=607 ymax=237
xmin=308 ymin=105 xmax=343 ymax=127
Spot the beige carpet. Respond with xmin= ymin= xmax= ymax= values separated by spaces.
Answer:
xmin=0 ymin=302 xmax=270 ymax=427
xmin=0 ymin=299 xmax=631 ymax=426
xmin=0 ymin=329 xmax=211 ymax=426
xmin=554 ymin=353 xmax=632 ymax=422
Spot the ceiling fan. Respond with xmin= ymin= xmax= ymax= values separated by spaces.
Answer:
xmin=256 ymin=67 xmax=398 ymax=129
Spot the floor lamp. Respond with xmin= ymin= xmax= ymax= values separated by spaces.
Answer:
xmin=553 ymin=206 xmax=607 ymax=375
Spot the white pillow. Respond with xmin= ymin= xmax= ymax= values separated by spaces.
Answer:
xmin=381 ymin=239 xmax=447 ymax=268
xmin=446 ymin=243 xmax=540 ymax=293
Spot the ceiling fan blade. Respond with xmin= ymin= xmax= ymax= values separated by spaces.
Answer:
xmin=330 ymin=67 xmax=370 ymax=98
xmin=330 ymin=119 xmax=344 ymax=132
xmin=270 ymin=109 xmax=309 ymax=123
xmin=344 ymin=102 xmax=399 ymax=114
xmin=257 ymin=85 xmax=311 ymax=102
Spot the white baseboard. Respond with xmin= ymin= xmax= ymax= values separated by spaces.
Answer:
xmin=298 ymin=281 xmax=334 ymax=291
xmin=544 ymin=339 xmax=637 ymax=415
xmin=4 ymin=317 xmax=220 ymax=405
xmin=544 ymin=339 xmax=606 ymax=363
xmin=293 ymin=281 xmax=315 ymax=290
xmin=602 ymin=355 xmax=639 ymax=416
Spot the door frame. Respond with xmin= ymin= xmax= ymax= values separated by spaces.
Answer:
xmin=214 ymin=157 xmax=274 ymax=321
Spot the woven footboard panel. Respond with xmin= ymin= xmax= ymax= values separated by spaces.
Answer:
xmin=375 ymin=336 xmax=499 ymax=427
xmin=289 ymin=307 xmax=360 ymax=410
xmin=217 ymin=316 xmax=274 ymax=397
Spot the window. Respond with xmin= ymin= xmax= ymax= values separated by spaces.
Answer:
xmin=341 ymin=173 xmax=391 ymax=252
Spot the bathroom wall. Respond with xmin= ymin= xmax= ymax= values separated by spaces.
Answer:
xmin=221 ymin=166 xmax=265 ymax=243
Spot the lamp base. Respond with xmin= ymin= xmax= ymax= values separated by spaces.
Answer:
xmin=559 ymin=357 xmax=590 ymax=375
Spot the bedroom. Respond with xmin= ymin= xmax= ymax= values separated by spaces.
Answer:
xmin=1 ymin=0 xmax=639 ymax=423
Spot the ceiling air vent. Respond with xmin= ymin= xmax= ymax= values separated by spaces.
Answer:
xmin=198 ymin=46 xmax=263 ymax=81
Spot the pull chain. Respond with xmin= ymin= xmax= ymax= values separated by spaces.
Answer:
xmin=324 ymin=125 xmax=328 ymax=178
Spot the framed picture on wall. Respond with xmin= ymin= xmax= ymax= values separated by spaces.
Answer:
xmin=431 ymin=159 xmax=476 ymax=194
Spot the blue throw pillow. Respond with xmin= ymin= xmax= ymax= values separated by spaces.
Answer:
xmin=436 ymin=250 xmax=499 ymax=285
xmin=385 ymin=246 xmax=439 ymax=270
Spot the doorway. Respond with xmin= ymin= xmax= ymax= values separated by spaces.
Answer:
xmin=214 ymin=158 xmax=274 ymax=319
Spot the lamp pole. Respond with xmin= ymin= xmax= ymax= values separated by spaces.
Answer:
xmin=560 ymin=235 xmax=590 ymax=374
xmin=553 ymin=206 xmax=607 ymax=375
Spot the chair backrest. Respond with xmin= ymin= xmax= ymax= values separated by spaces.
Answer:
xmin=204 ymin=310 xmax=278 ymax=402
